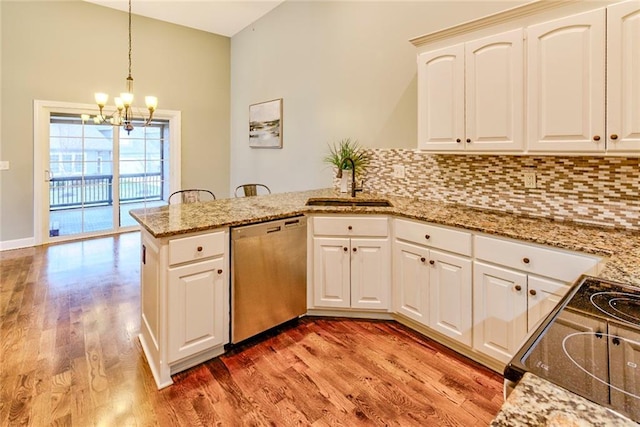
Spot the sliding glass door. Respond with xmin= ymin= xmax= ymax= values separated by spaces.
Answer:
xmin=46 ymin=114 xmax=169 ymax=240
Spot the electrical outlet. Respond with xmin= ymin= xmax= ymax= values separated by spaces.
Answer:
xmin=393 ymin=165 xmax=405 ymax=179
xmin=523 ymin=171 xmax=536 ymax=189
xmin=0 ymin=161 xmax=9 ymax=171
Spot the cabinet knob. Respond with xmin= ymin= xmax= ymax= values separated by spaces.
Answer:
xmin=593 ymin=135 xmax=601 ymax=141
xmin=217 ymin=269 xmax=223 ymax=274
xmin=612 ymin=337 xmax=621 ymax=346
xmin=420 ymin=257 xmax=426 ymax=263
xmin=353 ymin=247 xmax=357 ymax=252
xmin=343 ymin=247 xmax=348 ymax=252
xmin=197 ymin=246 xmax=203 ymax=252
xmin=424 ymin=234 xmax=430 ymax=240
xmin=514 ymin=285 xmax=522 ymax=291
xmin=523 ymin=257 xmax=530 ymax=264
xmin=529 ymin=289 xmax=537 ymax=296
xmin=596 ymin=331 xmax=603 ymax=339
xmin=610 ymin=134 xmax=619 ymax=140
xmin=429 ymin=260 xmax=435 ymax=265
xmin=456 ymin=138 xmax=461 ymax=143
xmin=466 ymin=138 xmax=471 ymax=143
xmin=348 ymin=225 xmax=353 ymax=231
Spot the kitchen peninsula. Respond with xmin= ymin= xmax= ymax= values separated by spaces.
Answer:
xmin=130 ymin=188 xmax=639 ymax=423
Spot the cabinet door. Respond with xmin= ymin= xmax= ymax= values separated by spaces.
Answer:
xmin=168 ymin=257 xmax=225 ymax=363
xmin=465 ymin=29 xmax=524 ymax=151
xmin=473 ymin=262 xmax=528 ymax=364
xmin=609 ymin=323 xmax=640 ymax=421
xmin=313 ymin=237 xmax=351 ymax=308
xmin=527 ymin=9 xmax=606 ymax=152
xmin=607 ymin=1 xmax=640 ymax=152
xmin=429 ymin=250 xmax=472 ymax=346
xmin=393 ymin=241 xmax=430 ymax=325
xmin=351 ymin=237 xmax=390 ymax=310
xmin=527 ymin=275 xmax=569 ymax=332
xmin=417 ymin=44 xmax=465 ymax=150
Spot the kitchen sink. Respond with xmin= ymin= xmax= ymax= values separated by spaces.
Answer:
xmin=305 ymin=198 xmax=393 ymax=207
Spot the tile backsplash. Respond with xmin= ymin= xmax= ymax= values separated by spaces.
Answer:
xmin=361 ymin=149 xmax=640 ymax=230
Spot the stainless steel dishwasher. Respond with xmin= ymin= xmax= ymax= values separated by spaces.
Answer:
xmin=230 ymin=216 xmax=307 ymax=344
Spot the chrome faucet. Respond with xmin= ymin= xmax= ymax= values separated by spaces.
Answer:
xmin=342 ymin=157 xmax=362 ymax=198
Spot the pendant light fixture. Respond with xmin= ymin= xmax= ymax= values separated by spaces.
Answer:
xmin=87 ymin=0 xmax=157 ymax=134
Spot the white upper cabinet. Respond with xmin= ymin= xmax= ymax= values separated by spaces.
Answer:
xmin=527 ymin=8 xmax=606 ymax=152
xmin=607 ymin=1 xmax=640 ymax=152
xmin=418 ymin=29 xmax=524 ymax=152
xmin=465 ymin=29 xmax=524 ymax=151
xmin=418 ymin=44 xmax=465 ymax=151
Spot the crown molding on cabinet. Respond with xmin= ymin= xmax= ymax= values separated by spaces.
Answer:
xmin=410 ymin=1 xmax=576 ymax=47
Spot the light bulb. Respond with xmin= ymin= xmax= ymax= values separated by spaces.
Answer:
xmin=81 ymin=114 xmax=90 ymax=122
xmin=114 ymin=98 xmax=124 ymax=110
xmin=145 ymin=96 xmax=158 ymax=111
xmin=120 ymin=92 xmax=134 ymax=106
xmin=94 ymin=92 xmax=109 ymax=107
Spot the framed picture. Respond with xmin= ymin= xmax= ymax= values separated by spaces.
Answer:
xmin=249 ymin=98 xmax=283 ymax=148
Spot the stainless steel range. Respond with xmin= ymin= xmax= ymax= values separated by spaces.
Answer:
xmin=505 ymin=276 xmax=640 ymax=422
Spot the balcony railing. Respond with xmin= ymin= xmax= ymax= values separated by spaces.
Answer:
xmin=50 ymin=172 xmax=163 ymax=209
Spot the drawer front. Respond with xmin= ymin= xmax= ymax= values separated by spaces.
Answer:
xmin=395 ymin=219 xmax=472 ymax=256
xmin=475 ymin=235 xmax=599 ymax=283
xmin=313 ymin=216 xmax=388 ymax=237
xmin=169 ymin=231 xmax=226 ymax=266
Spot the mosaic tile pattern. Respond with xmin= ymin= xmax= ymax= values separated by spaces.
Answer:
xmin=361 ymin=149 xmax=640 ymax=230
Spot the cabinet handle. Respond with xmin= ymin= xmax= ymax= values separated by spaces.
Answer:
xmin=424 ymin=234 xmax=430 ymax=240
xmin=610 ymin=134 xmax=618 ymax=140
xmin=420 ymin=257 xmax=426 ymax=262
xmin=529 ymin=289 xmax=537 ymax=296
xmin=514 ymin=285 xmax=522 ymax=291
xmin=456 ymin=138 xmax=461 ymax=143
xmin=217 ymin=269 xmax=223 ymax=275
xmin=348 ymin=226 xmax=353 ymax=231
xmin=353 ymin=247 xmax=357 ymax=252
xmin=197 ymin=246 xmax=203 ymax=252
xmin=429 ymin=260 xmax=435 ymax=265
xmin=343 ymin=247 xmax=348 ymax=252
xmin=522 ymin=257 xmax=530 ymax=264
xmin=466 ymin=138 xmax=471 ymax=143
xmin=593 ymin=135 xmax=601 ymax=141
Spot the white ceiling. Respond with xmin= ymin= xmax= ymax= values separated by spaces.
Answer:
xmin=84 ymin=0 xmax=285 ymax=37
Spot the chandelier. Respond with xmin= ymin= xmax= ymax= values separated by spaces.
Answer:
xmin=87 ymin=0 xmax=157 ymax=134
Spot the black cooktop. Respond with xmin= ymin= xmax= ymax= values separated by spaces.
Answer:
xmin=505 ymin=276 xmax=640 ymax=422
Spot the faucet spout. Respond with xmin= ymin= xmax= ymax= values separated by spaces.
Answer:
xmin=341 ymin=157 xmax=358 ymax=197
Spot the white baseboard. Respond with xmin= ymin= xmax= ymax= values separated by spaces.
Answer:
xmin=0 ymin=237 xmax=35 ymax=251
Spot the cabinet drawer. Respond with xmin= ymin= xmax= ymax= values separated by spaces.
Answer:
xmin=313 ymin=216 xmax=388 ymax=237
xmin=475 ymin=235 xmax=600 ymax=283
xmin=169 ymin=231 xmax=226 ymax=266
xmin=395 ymin=219 xmax=472 ymax=256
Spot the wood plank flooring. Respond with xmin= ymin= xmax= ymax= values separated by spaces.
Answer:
xmin=0 ymin=233 xmax=504 ymax=426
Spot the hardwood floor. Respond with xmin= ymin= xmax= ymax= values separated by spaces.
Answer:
xmin=0 ymin=233 xmax=504 ymax=426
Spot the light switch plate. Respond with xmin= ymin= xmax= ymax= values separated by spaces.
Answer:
xmin=393 ymin=164 xmax=405 ymax=179
xmin=0 ymin=161 xmax=9 ymax=171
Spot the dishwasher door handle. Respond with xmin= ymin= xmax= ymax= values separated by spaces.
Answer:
xmin=266 ymin=226 xmax=281 ymax=233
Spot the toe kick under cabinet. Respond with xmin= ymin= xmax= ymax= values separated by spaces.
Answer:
xmin=139 ymin=227 xmax=229 ymax=389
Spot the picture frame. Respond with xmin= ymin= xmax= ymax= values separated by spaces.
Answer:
xmin=249 ymin=98 xmax=283 ymax=149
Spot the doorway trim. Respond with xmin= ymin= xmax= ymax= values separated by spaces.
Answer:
xmin=33 ymin=99 xmax=181 ymax=245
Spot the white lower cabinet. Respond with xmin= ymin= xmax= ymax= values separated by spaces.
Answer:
xmin=139 ymin=228 xmax=229 ymax=389
xmin=393 ymin=219 xmax=473 ymax=347
xmin=168 ymin=257 xmax=226 ymax=363
xmin=311 ymin=216 xmax=390 ymax=310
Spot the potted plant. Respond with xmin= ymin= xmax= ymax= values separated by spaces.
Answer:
xmin=323 ymin=138 xmax=371 ymax=192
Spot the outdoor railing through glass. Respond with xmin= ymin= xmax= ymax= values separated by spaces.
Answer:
xmin=50 ymin=172 xmax=163 ymax=209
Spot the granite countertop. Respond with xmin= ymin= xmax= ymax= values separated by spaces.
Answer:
xmin=130 ymin=188 xmax=639 ymax=423
xmin=130 ymin=188 xmax=639 ymax=286
xmin=491 ymin=373 xmax=637 ymax=426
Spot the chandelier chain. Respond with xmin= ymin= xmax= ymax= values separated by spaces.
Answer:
xmin=128 ymin=0 xmax=132 ymax=78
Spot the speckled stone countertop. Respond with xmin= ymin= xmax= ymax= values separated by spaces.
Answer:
xmin=130 ymin=188 xmax=639 ymax=287
xmin=491 ymin=373 xmax=637 ymax=426
xmin=131 ymin=188 xmax=640 ymax=423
